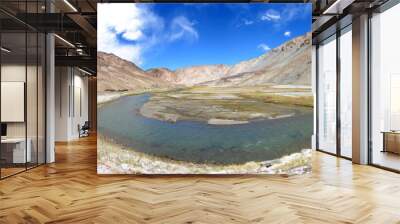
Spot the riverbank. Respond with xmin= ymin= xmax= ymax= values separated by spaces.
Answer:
xmin=139 ymin=85 xmax=313 ymax=124
xmin=97 ymin=87 xmax=177 ymax=105
xmin=97 ymin=135 xmax=312 ymax=175
xmin=207 ymin=118 xmax=249 ymax=125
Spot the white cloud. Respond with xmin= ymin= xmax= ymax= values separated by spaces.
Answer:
xmin=260 ymin=5 xmax=310 ymax=28
xmin=261 ymin=9 xmax=281 ymax=21
xmin=282 ymin=4 xmax=310 ymax=22
xmin=258 ymin=44 xmax=271 ymax=52
xmin=236 ymin=19 xmax=254 ymax=28
xmin=243 ymin=19 xmax=254 ymax=25
xmin=97 ymin=4 xmax=163 ymax=65
xmin=169 ymin=16 xmax=199 ymax=42
xmin=284 ymin=31 xmax=291 ymax=37
xmin=98 ymin=4 xmax=199 ymax=65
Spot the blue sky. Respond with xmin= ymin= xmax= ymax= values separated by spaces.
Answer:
xmin=98 ymin=3 xmax=311 ymax=70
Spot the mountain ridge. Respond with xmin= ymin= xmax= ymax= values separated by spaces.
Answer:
xmin=97 ymin=32 xmax=311 ymax=91
xmin=97 ymin=52 xmax=172 ymax=92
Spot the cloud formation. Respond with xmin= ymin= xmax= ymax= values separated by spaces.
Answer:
xmin=98 ymin=4 xmax=199 ymax=65
xmin=260 ymin=4 xmax=310 ymax=27
xmin=236 ymin=18 xmax=255 ymax=28
xmin=243 ymin=19 xmax=254 ymax=25
xmin=281 ymin=4 xmax=310 ymax=22
xmin=98 ymin=4 xmax=163 ymax=65
xmin=261 ymin=9 xmax=281 ymax=21
xmin=284 ymin=31 xmax=291 ymax=37
xmin=169 ymin=16 xmax=199 ymax=42
xmin=258 ymin=43 xmax=271 ymax=52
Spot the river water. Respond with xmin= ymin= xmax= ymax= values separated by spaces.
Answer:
xmin=98 ymin=94 xmax=313 ymax=165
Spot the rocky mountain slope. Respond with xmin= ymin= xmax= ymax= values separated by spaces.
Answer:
xmin=97 ymin=52 xmax=171 ymax=92
xmin=207 ymin=33 xmax=311 ymax=86
xmin=146 ymin=33 xmax=311 ymax=87
xmin=98 ymin=33 xmax=311 ymax=91
xmin=174 ymin=64 xmax=231 ymax=86
xmin=146 ymin=67 xmax=177 ymax=83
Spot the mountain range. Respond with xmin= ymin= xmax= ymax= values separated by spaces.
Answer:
xmin=98 ymin=32 xmax=311 ymax=92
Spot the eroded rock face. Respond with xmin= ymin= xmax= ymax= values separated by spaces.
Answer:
xmin=97 ymin=52 xmax=172 ymax=93
xmin=146 ymin=68 xmax=178 ymax=83
xmin=174 ymin=64 xmax=231 ymax=86
xmin=204 ymin=33 xmax=312 ymax=87
xmin=172 ymin=33 xmax=311 ymax=87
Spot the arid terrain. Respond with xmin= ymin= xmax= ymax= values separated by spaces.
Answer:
xmin=98 ymin=135 xmax=312 ymax=175
xmin=97 ymin=33 xmax=313 ymax=174
xmin=140 ymin=85 xmax=312 ymax=124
